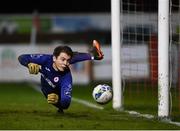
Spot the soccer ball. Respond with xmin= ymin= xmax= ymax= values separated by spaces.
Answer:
xmin=92 ymin=84 xmax=113 ymax=104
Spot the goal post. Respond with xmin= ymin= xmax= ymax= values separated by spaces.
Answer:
xmin=111 ymin=0 xmax=123 ymax=111
xmin=111 ymin=0 xmax=170 ymax=118
xmin=158 ymin=0 xmax=170 ymax=118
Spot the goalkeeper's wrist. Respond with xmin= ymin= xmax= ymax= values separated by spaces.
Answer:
xmin=91 ymin=56 xmax=95 ymax=60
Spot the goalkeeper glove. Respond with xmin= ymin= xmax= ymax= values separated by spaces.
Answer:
xmin=27 ymin=63 xmax=40 ymax=74
xmin=47 ymin=93 xmax=59 ymax=104
xmin=90 ymin=40 xmax=104 ymax=60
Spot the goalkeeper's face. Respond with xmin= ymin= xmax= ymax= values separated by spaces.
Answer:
xmin=53 ymin=52 xmax=71 ymax=71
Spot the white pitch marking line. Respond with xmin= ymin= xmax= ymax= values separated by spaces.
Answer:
xmin=29 ymin=82 xmax=104 ymax=110
xmin=72 ymin=97 xmax=104 ymax=110
xmin=125 ymin=110 xmax=154 ymax=119
xmin=168 ymin=121 xmax=180 ymax=127
xmin=125 ymin=110 xmax=180 ymax=127
xmin=29 ymin=82 xmax=180 ymax=126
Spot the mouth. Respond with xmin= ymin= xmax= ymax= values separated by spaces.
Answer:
xmin=61 ymin=65 xmax=67 ymax=68
xmin=59 ymin=65 xmax=68 ymax=70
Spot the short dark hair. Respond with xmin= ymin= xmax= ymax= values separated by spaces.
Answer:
xmin=53 ymin=46 xmax=73 ymax=58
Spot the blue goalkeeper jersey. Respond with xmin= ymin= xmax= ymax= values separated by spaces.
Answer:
xmin=18 ymin=53 xmax=91 ymax=109
xmin=18 ymin=53 xmax=91 ymax=87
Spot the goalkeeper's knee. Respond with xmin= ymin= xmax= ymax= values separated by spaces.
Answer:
xmin=47 ymin=93 xmax=59 ymax=104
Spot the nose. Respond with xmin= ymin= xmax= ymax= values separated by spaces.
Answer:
xmin=64 ymin=60 xmax=69 ymax=66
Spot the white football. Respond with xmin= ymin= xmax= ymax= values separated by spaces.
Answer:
xmin=92 ymin=84 xmax=113 ymax=104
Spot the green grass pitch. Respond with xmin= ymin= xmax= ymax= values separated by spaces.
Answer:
xmin=0 ymin=82 xmax=179 ymax=130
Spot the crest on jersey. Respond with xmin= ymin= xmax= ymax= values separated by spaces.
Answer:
xmin=54 ymin=77 xmax=59 ymax=82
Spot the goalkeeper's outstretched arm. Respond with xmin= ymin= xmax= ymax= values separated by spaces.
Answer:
xmin=91 ymin=40 xmax=104 ymax=60
xmin=18 ymin=54 xmax=47 ymax=74
xmin=70 ymin=40 xmax=104 ymax=64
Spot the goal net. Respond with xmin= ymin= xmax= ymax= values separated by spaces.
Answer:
xmin=120 ymin=0 xmax=158 ymax=115
xmin=169 ymin=0 xmax=180 ymax=121
xmin=120 ymin=0 xmax=180 ymax=121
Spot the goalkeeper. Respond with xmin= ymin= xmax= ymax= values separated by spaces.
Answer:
xmin=18 ymin=40 xmax=104 ymax=114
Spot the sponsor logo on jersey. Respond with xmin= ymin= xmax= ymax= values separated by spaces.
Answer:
xmin=30 ymin=54 xmax=43 ymax=59
xmin=41 ymin=73 xmax=56 ymax=88
xmin=45 ymin=67 xmax=50 ymax=72
xmin=64 ymin=84 xmax=72 ymax=97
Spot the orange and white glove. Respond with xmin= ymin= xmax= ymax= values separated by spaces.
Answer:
xmin=90 ymin=40 xmax=104 ymax=60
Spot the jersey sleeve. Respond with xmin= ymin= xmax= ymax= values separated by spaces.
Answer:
xmin=70 ymin=52 xmax=92 ymax=64
xmin=18 ymin=54 xmax=50 ymax=67
xmin=58 ymin=70 xmax=73 ymax=109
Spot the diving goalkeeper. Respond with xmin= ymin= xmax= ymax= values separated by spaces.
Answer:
xmin=18 ymin=40 xmax=104 ymax=113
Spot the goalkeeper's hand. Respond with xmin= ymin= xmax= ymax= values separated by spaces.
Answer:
xmin=47 ymin=93 xmax=59 ymax=104
xmin=90 ymin=40 xmax=104 ymax=60
xmin=27 ymin=63 xmax=40 ymax=74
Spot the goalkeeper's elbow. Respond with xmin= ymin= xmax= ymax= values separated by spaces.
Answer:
xmin=18 ymin=55 xmax=27 ymax=66
xmin=18 ymin=55 xmax=22 ymax=63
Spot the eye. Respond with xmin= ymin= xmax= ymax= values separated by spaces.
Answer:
xmin=67 ymin=59 xmax=70 ymax=63
xmin=60 ymin=57 xmax=65 ymax=61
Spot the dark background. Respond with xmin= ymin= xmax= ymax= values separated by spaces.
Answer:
xmin=0 ymin=0 xmax=178 ymax=44
xmin=1 ymin=0 xmax=178 ymax=14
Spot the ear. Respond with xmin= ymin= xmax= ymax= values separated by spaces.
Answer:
xmin=53 ymin=56 xmax=56 ymax=62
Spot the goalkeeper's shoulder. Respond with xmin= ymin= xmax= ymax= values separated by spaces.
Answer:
xmin=18 ymin=54 xmax=49 ymax=67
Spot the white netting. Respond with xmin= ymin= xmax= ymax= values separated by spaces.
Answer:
xmin=170 ymin=0 xmax=180 ymax=121
xmin=121 ymin=1 xmax=157 ymax=81
xmin=121 ymin=0 xmax=180 ymax=121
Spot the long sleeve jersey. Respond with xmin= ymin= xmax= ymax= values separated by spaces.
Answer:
xmin=18 ymin=53 xmax=92 ymax=109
